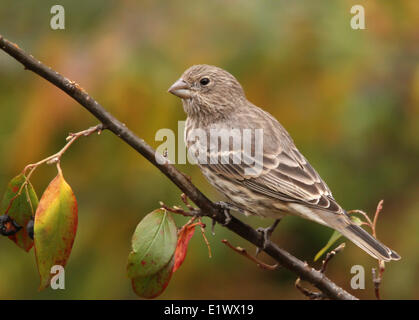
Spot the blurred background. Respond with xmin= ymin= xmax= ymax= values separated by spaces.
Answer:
xmin=0 ymin=0 xmax=417 ymax=299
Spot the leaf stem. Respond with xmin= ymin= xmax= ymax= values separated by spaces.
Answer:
xmin=4 ymin=124 xmax=103 ymax=216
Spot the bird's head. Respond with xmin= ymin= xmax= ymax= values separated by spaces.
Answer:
xmin=168 ymin=65 xmax=246 ymax=119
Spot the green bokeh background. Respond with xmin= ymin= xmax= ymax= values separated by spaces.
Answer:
xmin=0 ymin=0 xmax=417 ymax=299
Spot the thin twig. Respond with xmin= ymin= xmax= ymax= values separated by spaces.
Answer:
xmin=167 ymin=194 xmax=212 ymax=258
xmin=320 ymin=243 xmax=346 ymax=274
xmin=372 ymin=200 xmax=384 ymax=238
xmin=159 ymin=201 xmax=198 ymax=217
xmin=3 ymin=124 xmax=103 ymax=218
xmin=348 ymin=200 xmax=387 ymax=299
xmin=372 ymin=260 xmax=385 ymax=300
xmin=198 ymin=218 xmax=212 ymax=258
xmin=347 ymin=209 xmax=374 ymax=229
xmin=181 ymin=193 xmax=195 ymax=211
xmin=177 ymin=214 xmax=212 ymax=259
xmin=296 ymin=243 xmax=345 ymax=299
xmin=178 ymin=194 xmax=211 ymax=257
xmin=24 ymin=124 xmax=102 ymax=175
xmin=372 ymin=268 xmax=380 ymax=300
xmin=295 ymin=278 xmax=326 ymax=300
xmin=222 ymin=239 xmax=279 ymax=271
xmin=371 ymin=200 xmax=385 ymax=299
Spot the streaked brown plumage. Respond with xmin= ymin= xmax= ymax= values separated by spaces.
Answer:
xmin=168 ymin=64 xmax=400 ymax=261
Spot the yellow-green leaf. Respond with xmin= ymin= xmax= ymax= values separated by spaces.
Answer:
xmin=314 ymin=215 xmax=365 ymax=261
xmin=314 ymin=230 xmax=343 ymax=262
xmin=34 ymin=172 xmax=78 ymax=290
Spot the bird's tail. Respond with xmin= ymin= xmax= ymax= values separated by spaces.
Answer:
xmin=337 ymin=222 xmax=401 ymax=262
xmin=311 ymin=208 xmax=401 ymax=261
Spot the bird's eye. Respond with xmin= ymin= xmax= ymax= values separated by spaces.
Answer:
xmin=200 ymin=77 xmax=210 ymax=86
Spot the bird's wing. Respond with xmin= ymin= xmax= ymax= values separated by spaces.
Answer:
xmin=200 ymin=108 xmax=344 ymax=215
xmin=199 ymin=117 xmax=403 ymax=262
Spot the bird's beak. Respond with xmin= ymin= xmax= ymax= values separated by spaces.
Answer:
xmin=168 ymin=78 xmax=192 ymax=99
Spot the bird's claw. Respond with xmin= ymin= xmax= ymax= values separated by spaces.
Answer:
xmin=255 ymin=227 xmax=271 ymax=256
xmin=256 ymin=219 xmax=281 ymax=256
xmin=215 ymin=201 xmax=233 ymax=226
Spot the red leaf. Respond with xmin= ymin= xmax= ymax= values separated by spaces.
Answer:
xmin=173 ymin=223 xmax=198 ymax=273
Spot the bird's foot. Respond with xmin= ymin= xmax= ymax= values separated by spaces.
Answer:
xmin=215 ymin=201 xmax=235 ymax=226
xmin=256 ymin=219 xmax=281 ymax=256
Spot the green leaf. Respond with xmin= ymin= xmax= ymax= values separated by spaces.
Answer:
xmin=34 ymin=172 xmax=78 ymax=290
xmin=314 ymin=230 xmax=343 ymax=262
xmin=1 ymin=173 xmax=38 ymax=252
xmin=314 ymin=215 xmax=365 ymax=261
xmin=131 ymin=255 xmax=175 ymax=299
xmin=127 ymin=208 xmax=177 ymax=278
xmin=350 ymin=216 xmax=364 ymax=226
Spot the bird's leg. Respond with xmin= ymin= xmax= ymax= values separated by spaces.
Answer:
xmin=213 ymin=201 xmax=246 ymax=234
xmin=256 ymin=219 xmax=281 ymax=255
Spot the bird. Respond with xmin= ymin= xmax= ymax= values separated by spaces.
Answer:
xmin=168 ymin=64 xmax=400 ymax=262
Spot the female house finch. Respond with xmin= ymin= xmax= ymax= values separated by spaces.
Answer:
xmin=168 ymin=64 xmax=400 ymax=262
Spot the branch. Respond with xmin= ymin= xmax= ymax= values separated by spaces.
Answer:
xmin=295 ymin=243 xmax=346 ymax=300
xmin=0 ymin=35 xmax=357 ymax=300
xmin=320 ymin=243 xmax=346 ymax=274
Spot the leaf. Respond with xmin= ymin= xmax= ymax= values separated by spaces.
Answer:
xmin=131 ymin=255 xmax=175 ymax=299
xmin=173 ymin=223 xmax=196 ymax=273
xmin=314 ymin=215 xmax=365 ymax=261
xmin=127 ymin=209 xmax=178 ymax=299
xmin=350 ymin=216 xmax=364 ymax=226
xmin=0 ymin=173 xmax=38 ymax=251
xmin=314 ymin=230 xmax=342 ymax=262
xmin=34 ymin=172 xmax=78 ymax=290
xmin=127 ymin=208 xmax=177 ymax=279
